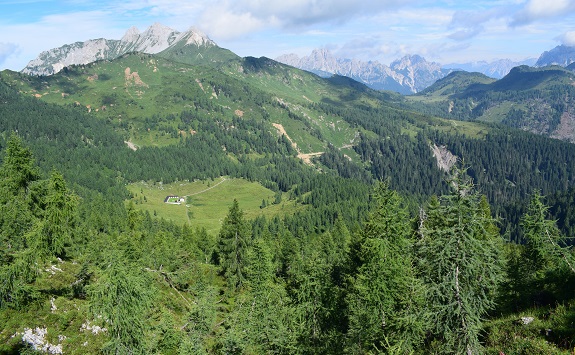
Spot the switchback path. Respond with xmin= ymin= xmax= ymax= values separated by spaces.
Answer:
xmin=273 ymin=123 xmax=324 ymax=166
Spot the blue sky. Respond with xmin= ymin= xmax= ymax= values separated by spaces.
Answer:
xmin=1 ymin=0 xmax=575 ymax=71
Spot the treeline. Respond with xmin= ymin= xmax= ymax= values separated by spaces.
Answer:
xmin=2 ymin=138 xmax=574 ymax=354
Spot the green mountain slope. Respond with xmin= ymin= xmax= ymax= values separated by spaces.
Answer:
xmin=406 ymin=65 xmax=575 ymax=141
xmin=3 ymin=52 xmax=575 ymax=227
xmin=157 ymin=36 xmax=240 ymax=66
xmin=417 ymin=70 xmax=496 ymax=98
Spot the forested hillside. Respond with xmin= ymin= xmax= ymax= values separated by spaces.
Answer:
xmin=1 ymin=49 xmax=575 ymax=353
xmin=405 ymin=66 xmax=575 ymax=142
xmin=1 ymin=137 xmax=574 ymax=354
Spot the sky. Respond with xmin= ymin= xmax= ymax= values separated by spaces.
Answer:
xmin=1 ymin=0 xmax=575 ymax=71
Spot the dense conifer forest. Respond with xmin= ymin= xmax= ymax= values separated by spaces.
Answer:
xmin=1 ymin=52 xmax=575 ymax=353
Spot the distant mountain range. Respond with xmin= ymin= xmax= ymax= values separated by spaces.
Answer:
xmin=276 ymin=49 xmax=544 ymax=94
xmin=21 ymin=23 xmax=575 ymax=96
xmin=276 ymin=49 xmax=450 ymax=95
xmin=442 ymin=58 xmax=537 ymax=79
xmin=407 ymin=65 xmax=575 ymax=142
xmin=535 ymin=45 xmax=575 ymax=67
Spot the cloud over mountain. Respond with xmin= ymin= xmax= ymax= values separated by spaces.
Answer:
xmin=0 ymin=43 xmax=18 ymax=65
xmin=195 ymin=0 xmax=409 ymax=39
xmin=558 ymin=31 xmax=575 ymax=47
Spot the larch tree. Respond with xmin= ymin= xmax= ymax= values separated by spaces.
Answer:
xmin=0 ymin=134 xmax=40 ymax=308
xmin=416 ymin=167 xmax=505 ymax=354
xmin=88 ymin=251 xmax=154 ymax=355
xmin=32 ymin=170 xmax=78 ymax=259
xmin=514 ymin=192 xmax=575 ymax=305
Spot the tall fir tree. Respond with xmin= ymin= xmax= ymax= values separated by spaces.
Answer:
xmin=521 ymin=192 xmax=574 ymax=274
xmin=221 ymin=236 xmax=297 ymax=353
xmin=346 ymin=181 xmax=425 ymax=353
xmin=32 ymin=170 xmax=78 ymax=258
xmin=0 ymin=134 xmax=40 ymax=308
xmin=0 ymin=133 xmax=39 ymax=197
xmin=217 ymin=199 xmax=251 ymax=291
xmin=416 ymin=167 xmax=505 ymax=354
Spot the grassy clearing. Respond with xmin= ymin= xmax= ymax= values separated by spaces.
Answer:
xmin=478 ymin=101 xmax=519 ymax=123
xmin=127 ymin=177 xmax=305 ymax=235
xmin=434 ymin=119 xmax=489 ymax=138
xmin=275 ymin=116 xmax=325 ymax=154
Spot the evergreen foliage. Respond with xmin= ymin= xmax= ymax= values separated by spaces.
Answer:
xmin=347 ymin=182 xmax=425 ymax=353
xmin=217 ymin=199 xmax=252 ymax=291
xmin=416 ymin=167 xmax=505 ymax=354
xmin=3 ymin=49 xmax=575 ymax=353
xmin=88 ymin=252 xmax=154 ymax=354
xmin=506 ymin=193 xmax=575 ymax=308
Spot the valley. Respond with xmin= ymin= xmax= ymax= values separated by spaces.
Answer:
xmin=2 ymin=22 xmax=575 ymax=354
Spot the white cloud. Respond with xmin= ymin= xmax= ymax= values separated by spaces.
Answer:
xmin=557 ymin=31 xmax=575 ymax=46
xmin=448 ymin=27 xmax=483 ymax=41
xmin=512 ymin=0 xmax=575 ymax=25
xmin=525 ymin=0 xmax=571 ymax=17
xmin=447 ymin=6 xmax=513 ymax=41
xmin=104 ymin=0 xmax=411 ymax=40
xmin=0 ymin=42 xmax=19 ymax=65
xmin=198 ymin=6 xmax=268 ymax=40
xmin=227 ymin=0 xmax=408 ymax=26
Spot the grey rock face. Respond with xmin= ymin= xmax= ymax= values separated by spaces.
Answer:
xmin=22 ymin=23 xmax=215 ymax=76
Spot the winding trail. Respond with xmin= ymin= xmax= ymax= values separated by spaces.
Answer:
xmin=184 ymin=177 xmax=227 ymax=197
xmin=273 ymin=123 xmax=324 ymax=166
xmin=183 ymin=177 xmax=227 ymax=225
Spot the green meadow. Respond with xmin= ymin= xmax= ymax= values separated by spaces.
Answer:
xmin=127 ymin=177 xmax=305 ymax=234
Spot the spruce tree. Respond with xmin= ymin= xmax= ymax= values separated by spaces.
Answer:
xmin=0 ymin=133 xmax=39 ymax=196
xmin=32 ymin=170 xmax=77 ymax=258
xmin=223 ymin=236 xmax=297 ymax=353
xmin=416 ymin=167 xmax=505 ymax=354
xmin=346 ymin=181 xmax=424 ymax=353
xmin=217 ymin=199 xmax=251 ymax=291
xmin=521 ymin=192 xmax=574 ymax=274
xmin=0 ymin=135 xmax=41 ymax=308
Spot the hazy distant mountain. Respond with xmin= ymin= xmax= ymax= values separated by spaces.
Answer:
xmin=443 ymin=58 xmax=536 ymax=79
xmin=22 ymin=23 xmax=221 ymax=76
xmin=276 ymin=49 xmax=450 ymax=94
xmin=535 ymin=45 xmax=575 ymax=67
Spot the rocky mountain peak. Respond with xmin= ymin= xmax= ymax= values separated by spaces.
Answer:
xmin=181 ymin=27 xmax=214 ymax=47
xmin=391 ymin=54 xmax=439 ymax=71
xmin=275 ymin=49 xmax=450 ymax=94
xmin=130 ymin=23 xmax=181 ymax=54
xmin=121 ymin=26 xmax=140 ymax=43
xmin=21 ymin=23 xmax=218 ymax=76
xmin=275 ymin=53 xmax=300 ymax=67
xmin=535 ymin=45 xmax=575 ymax=67
xmin=306 ymin=48 xmax=337 ymax=72
xmin=391 ymin=54 xmax=423 ymax=68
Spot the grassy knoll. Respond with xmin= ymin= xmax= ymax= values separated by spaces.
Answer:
xmin=127 ymin=177 xmax=305 ymax=234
